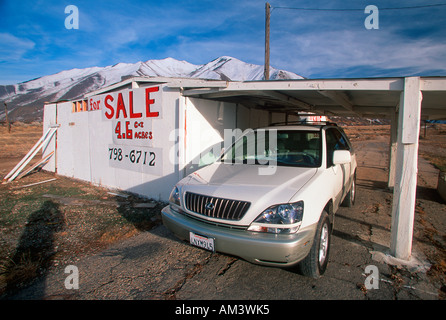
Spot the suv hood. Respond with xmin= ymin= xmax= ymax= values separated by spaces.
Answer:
xmin=180 ymin=162 xmax=317 ymax=205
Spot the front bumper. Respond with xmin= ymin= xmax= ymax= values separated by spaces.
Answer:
xmin=161 ymin=205 xmax=317 ymax=267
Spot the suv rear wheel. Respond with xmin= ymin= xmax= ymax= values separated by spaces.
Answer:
xmin=342 ymin=173 xmax=356 ymax=207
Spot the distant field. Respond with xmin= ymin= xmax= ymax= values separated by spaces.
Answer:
xmin=0 ymin=122 xmax=43 ymax=159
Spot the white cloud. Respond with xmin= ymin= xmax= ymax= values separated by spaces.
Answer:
xmin=0 ymin=33 xmax=35 ymax=62
xmin=164 ymin=36 xmax=264 ymax=66
xmin=271 ymin=28 xmax=446 ymax=77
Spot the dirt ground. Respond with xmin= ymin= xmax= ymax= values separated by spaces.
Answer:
xmin=0 ymin=122 xmax=445 ymax=299
xmin=345 ymin=123 xmax=446 ymax=298
xmin=0 ymin=123 xmax=166 ymax=297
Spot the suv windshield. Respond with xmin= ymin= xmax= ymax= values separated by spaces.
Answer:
xmin=221 ymin=129 xmax=321 ymax=168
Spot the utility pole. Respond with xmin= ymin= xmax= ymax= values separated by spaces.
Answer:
xmin=4 ymin=102 xmax=11 ymax=133
xmin=264 ymin=2 xmax=271 ymax=80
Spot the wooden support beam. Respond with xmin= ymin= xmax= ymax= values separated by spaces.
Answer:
xmin=317 ymin=90 xmax=354 ymax=111
xmin=16 ymin=151 xmax=54 ymax=180
xmin=420 ymin=77 xmax=446 ymax=91
xmin=259 ymin=90 xmax=313 ymax=110
xmin=4 ymin=127 xmax=57 ymax=182
xmin=224 ymin=78 xmax=404 ymax=91
xmin=317 ymin=90 xmax=362 ymax=117
xmin=182 ymin=87 xmax=229 ymax=97
xmin=390 ymin=77 xmax=423 ymax=260
xmin=388 ymin=109 xmax=398 ymax=188
xmin=168 ymin=79 xmax=228 ymax=89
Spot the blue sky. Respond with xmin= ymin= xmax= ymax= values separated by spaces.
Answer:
xmin=1 ymin=0 xmax=446 ymax=84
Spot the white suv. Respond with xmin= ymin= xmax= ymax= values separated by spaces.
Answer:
xmin=161 ymin=122 xmax=357 ymax=278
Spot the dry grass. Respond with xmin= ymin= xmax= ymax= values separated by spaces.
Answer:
xmin=0 ymin=123 xmax=43 ymax=159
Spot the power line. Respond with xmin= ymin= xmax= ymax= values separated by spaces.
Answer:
xmin=272 ymin=3 xmax=446 ymax=12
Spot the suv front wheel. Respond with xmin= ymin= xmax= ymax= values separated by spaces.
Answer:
xmin=298 ymin=211 xmax=331 ymax=278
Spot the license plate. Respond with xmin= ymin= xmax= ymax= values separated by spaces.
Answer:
xmin=189 ymin=232 xmax=215 ymax=252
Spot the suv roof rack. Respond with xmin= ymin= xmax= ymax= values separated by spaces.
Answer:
xmin=270 ymin=120 xmax=338 ymax=127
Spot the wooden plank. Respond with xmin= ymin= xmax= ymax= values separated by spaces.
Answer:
xmin=16 ymin=151 xmax=54 ymax=180
xmin=14 ymin=178 xmax=57 ymax=189
xmin=3 ymin=127 xmax=55 ymax=181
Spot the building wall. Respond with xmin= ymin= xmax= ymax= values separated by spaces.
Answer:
xmin=44 ymin=84 xmax=178 ymax=200
xmin=42 ymin=103 xmax=57 ymax=172
xmin=57 ymin=109 xmax=92 ymax=181
xmin=43 ymin=84 xmax=276 ymax=201
xmin=182 ymin=98 xmax=278 ymax=176
xmin=183 ymin=97 xmax=236 ymax=175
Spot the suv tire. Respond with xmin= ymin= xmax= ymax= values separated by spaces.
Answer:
xmin=342 ymin=173 xmax=356 ymax=208
xmin=298 ymin=211 xmax=331 ymax=278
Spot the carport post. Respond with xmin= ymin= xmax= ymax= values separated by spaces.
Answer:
xmin=390 ymin=77 xmax=423 ymax=260
xmin=388 ymin=109 xmax=398 ymax=188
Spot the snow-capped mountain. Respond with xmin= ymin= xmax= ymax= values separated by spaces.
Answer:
xmin=0 ymin=56 xmax=302 ymax=122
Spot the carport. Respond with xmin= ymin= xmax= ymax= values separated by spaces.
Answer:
xmin=173 ymin=76 xmax=446 ymax=262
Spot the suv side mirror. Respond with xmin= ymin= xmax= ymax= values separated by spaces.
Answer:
xmin=333 ymin=150 xmax=351 ymax=165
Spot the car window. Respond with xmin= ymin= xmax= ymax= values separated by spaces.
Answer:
xmin=338 ymin=129 xmax=353 ymax=151
xmin=222 ymin=129 xmax=322 ymax=168
xmin=326 ymin=128 xmax=350 ymax=167
xmin=333 ymin=129 xmax=350 ymax=151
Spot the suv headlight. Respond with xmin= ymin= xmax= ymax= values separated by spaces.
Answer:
xmin=247 ymin=201 xmax=304 ymax=234
xmin=169 ymin=186 xmax=181 ymax=207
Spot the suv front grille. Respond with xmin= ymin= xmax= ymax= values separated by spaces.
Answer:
xmin=184 ymin=192 xmax=250 ymax=221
